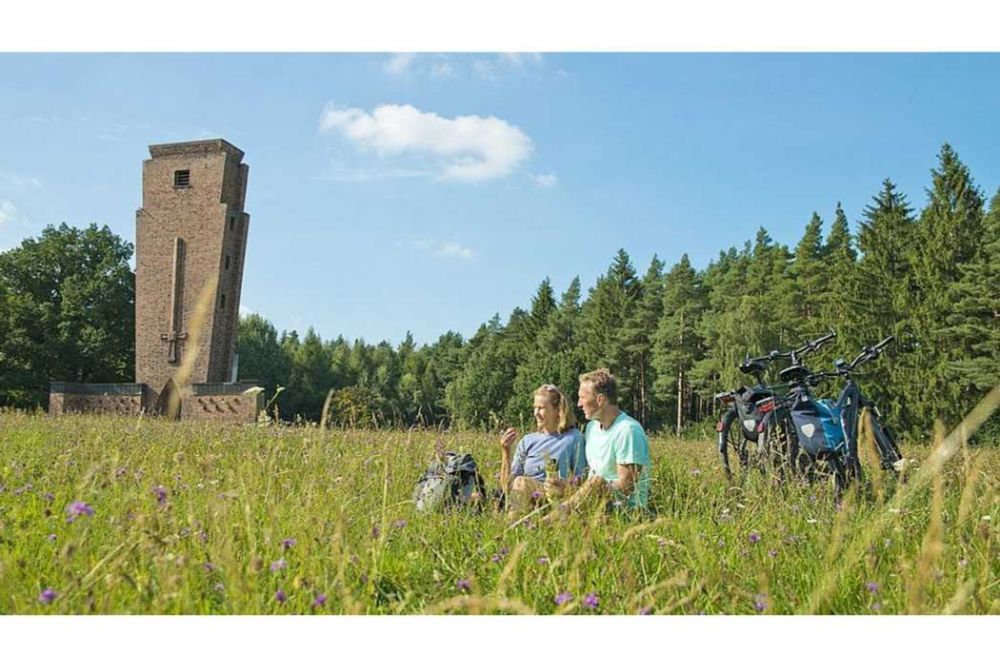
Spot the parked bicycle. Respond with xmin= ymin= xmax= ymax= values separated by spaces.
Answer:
xmin=793 ymin=336 xmax=905 ymax=484
xmin=714 ymin=331 xmax=836 ymax=481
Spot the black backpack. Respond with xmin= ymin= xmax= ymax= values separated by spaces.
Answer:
xmin=412 ymin=452 xmax=487 ymax=512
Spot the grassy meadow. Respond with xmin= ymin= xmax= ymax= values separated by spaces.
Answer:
xmin=0 ymin=410 xmax=996 ymax=615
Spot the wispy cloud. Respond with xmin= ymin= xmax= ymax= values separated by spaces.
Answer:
xmin=396 ymin=238 xmax=476 ymax=260
xmin=0 ymin=200 xmax=17 ymax=228
xmin=473 ymin=53 xmax=544 ymax=81
xmin=434 ymin=242 xmax=475 ymax=259
xmin=531 ymin=172 xmax=558 ymax=188
xmin=429 ymin=61 xmax=456 ymax=78
xmin=384 ymin=53 xmax=417 ymax=76
xmin=319 ymin=103 xmax=533 ymax=182
xmin=0 ymin=171 xmax=42 ymax=189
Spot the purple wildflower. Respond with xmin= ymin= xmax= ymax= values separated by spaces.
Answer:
xmin=638 ymin=606 xmax=653 ymax=615
xmin=371 ymin=525 xmax=381 ymax=539
xmin=537 ymin=557 xmax=549 ymax=565
xmin=281 ymin=538 xmax=297 ymax=550
xmin=554 ymin=591 xmax=573 ymax=606
xmin=583 ymin=592 xmax=600 ymax=610
xmin=197 ymin=530 xmax=208 ymax=544
xmin=38 ymin=588 xmax=57 ymax=604
xmin=114 ymin=466 xmax=127 ymax=479
xmin=270 ymin=558 xmax=287 ymax=572
xmin=456 ymin=579 xmax=472 ymax=592
xmin=748 ymin=531 xmax=761 ymax=544
xmin=313 ymin=594 xmax=327 ymax=607
xmin=202 ymin=562 xmax=217 ymax=573
xmin=768 ymin=549 xmax=778 ymax=558
xmin=531 ymin=490 xmax=542 ymax=500
xmin=865 ymin=581 xmax=879 ymax=594
xmin=275 ymin=589 xmax=287 ymax=603
xmin=754 ymin=594 xmax=768 ymax=613
xmin=43 ymin=492 xmax=55 ymax=502
xmin=499 ymin=547 xmax=509 ymax=556
xmin=153 ymin=485 xmax=168 ymax=506
xmin=393 ymin=519 xmax=407 ymax=529
xmin=66 ymin=500 xmax=94 ymax=521
xmin=491 ymin=554 xmax=502 ymax=563
xmin=47 ymin=533 xmax=57 ymax=542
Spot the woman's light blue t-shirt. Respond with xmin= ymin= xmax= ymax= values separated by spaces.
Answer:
xmin=510 ymin=428 xmax=588 ymax=482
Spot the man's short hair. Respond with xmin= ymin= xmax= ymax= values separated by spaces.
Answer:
xmin=579 ymin=368 xmax=618 ymax=405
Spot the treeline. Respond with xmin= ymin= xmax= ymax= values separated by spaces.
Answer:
xmin=239 ymin=145 xmax=998 ymax=439
xmin=1 ymin=144 xmax=997 ymax=439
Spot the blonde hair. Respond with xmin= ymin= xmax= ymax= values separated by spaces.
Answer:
xmin=579 ymin=368 xmax=618 ymax=405
xmin=534 ymin=384 xmax=577 ymax=433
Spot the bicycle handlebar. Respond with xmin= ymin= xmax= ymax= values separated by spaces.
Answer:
xmin=843 ymin=335 xmax=895 ymax=373
xmin=763 ymin=329 xmax=837 ymax=362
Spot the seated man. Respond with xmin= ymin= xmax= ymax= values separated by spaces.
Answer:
xmin=547 ymin=368 xmax=651 ymax=514
xmin=499 ymin=384 xmax=587 ymax=515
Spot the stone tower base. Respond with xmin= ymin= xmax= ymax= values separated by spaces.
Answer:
xmin=49 ymin=381 xmax=263 ymax=423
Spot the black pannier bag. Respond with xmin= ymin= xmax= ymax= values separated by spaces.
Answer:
xmin=734 ymin=385 xmax=773 ymax=441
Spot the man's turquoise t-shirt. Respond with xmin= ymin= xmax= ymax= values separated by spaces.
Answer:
xmin=510 ymin=428 xmax=588 ymax=482
xmin=584 ymin=411 xmax=651 ymax=509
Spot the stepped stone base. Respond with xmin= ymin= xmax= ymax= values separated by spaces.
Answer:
xmin=49 ymin=381 xmax=262 ymax=423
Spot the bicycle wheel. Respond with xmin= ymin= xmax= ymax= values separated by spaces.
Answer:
xmin=717 ymin=410 xmax=750 ymax=479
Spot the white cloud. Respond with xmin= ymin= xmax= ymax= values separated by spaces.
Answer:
xmin=0 ymin=200 xmax=16 ymax=227
xmin=384 ymin=53 xmax=417 ymax=76
xmin=319 ymin=103 xmax=533 ymax=182
xmin=397 ymin=238 xmax=475 ymax=260
xmin=531 ymin=172 xmax=558 ymax=188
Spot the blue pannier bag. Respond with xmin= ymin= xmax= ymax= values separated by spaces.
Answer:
xmin=790 ymin=395 xmax=846 ymax=457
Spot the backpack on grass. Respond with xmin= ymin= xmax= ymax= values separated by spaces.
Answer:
xmin=412 ymin=452 xmax=487 ymax=512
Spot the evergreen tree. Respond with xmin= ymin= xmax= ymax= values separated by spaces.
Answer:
xmin=652 ymin=254 xmax=706 ymax=433
xmin=621 ymin=255 xmax=665 ymax=425
xmin=842 ymin=180 xmax=919 ymax=430
xmin=791 ymin=212 xmax=827 ymax=332
xmin=578 ymin=249 xmax=642 ymax=411
xmin=509 ymin=277 xmax=585 ymax=424
xmin=821 ymin=202 xmax=857 ymax=344
xmin=941 ymin=187 xmax=1000 ymax=397
xmin=912 ymin=145 xmax=985 ymax=428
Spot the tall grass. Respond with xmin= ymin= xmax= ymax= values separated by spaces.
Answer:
xmin=0 ymin=410 xmax=996 ymax=614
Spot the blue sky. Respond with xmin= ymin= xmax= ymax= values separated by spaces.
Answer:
xmin=2 ymin=53 xmax=999 ymax=345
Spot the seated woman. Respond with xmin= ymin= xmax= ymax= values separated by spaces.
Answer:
xmin=499 ymin=384 xmax=587 ymax=514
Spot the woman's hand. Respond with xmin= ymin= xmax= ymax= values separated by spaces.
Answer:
xmin=500 ymin=427 xmax=518 ymax=451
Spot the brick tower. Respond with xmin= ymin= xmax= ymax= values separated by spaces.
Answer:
xmin=135 ymin=139 xmax=250 ymax=413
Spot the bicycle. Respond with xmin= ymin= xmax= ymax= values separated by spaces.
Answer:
xmin=801 ymin=336 xmax=905 ymax=484
xmin=714 ymin=331 xmax=837 ymax=481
